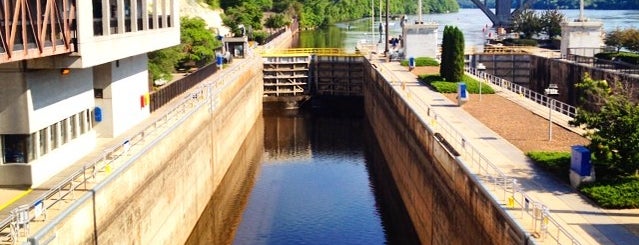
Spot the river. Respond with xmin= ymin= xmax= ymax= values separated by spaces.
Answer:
xmin=297 ymin=8 xmax=639 ymax=51
xmin=186 ymin=100 xmax=419 ymax=245
xmin=186 ymin=8 xmax=638 ymax=245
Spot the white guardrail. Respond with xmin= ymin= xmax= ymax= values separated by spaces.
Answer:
xmin=0 ymin=58 xmax=258 ymax=245
xmin=465 ymin=67 xmax=577 ymax=119
xmin=380 ymin=64 xmax=581 ymax=245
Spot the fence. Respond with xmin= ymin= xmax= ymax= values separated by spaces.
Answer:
xmin=466 ymin=67 xmax=578 ymax=118
xmin=380 ymin=64 xmax=582 ymax=244
xmin=150 ymin=62 xmax=219 ymax=112
xmin=0 ymin=58 xmax=258 ymax=245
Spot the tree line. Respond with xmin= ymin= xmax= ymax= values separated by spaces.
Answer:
xmin=211 ymin=0 xmax=459 ymax=30
xmin=457 ymin=0 xmax=639 ymax=10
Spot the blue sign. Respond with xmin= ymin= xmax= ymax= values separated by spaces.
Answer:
xmin=571 ymin=145 xmax=591 ymax=176
xmin=216 ymin=55 xmax=224 ymax=66
xmin=458 ymin=83 xmax=468 ymax=101
xmin=94 ymin=107 xmax=102 ymax=122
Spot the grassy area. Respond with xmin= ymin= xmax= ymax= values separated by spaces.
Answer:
xmin=526 ymin=151 xmax=571 ymax=181
xmin=399 ymin=57 xmax=439 ymax=67
xmin=417 ymin=74 xmax=495 ymax=94
xmin=580 ymin=177 xmax=639 ymax=209
xmin=527 ymin=151 xmax=639 ymax=209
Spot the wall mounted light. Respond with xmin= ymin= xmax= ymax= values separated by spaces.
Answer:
xmin=60 ymin=68 xmax=70 ymax=75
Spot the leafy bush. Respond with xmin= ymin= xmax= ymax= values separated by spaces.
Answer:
xmin=595 ymin=51 xmax=639 ymax=64
xmin=252 ymin=31 xmax=268 ymax=45
xmin=400 ymin=57 xmax=439 ymax=67
xmin=594 ymin=52 xmax=617 ymax=60
xmin=526 ymin=151 xmax=571 ymax=180
xmin=418 ymin=74 xmax=495 ymax=94
xmin=580 ymin=177 xmax=639 ymax=209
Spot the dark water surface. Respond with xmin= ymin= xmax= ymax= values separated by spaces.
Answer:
xmin=186 ymin=99 xmax=418 ymax=245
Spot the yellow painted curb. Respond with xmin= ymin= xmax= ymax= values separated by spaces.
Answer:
xmin=0 ymin=189 xmax=32 ymax=212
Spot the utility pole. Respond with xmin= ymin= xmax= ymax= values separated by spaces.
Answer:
xmin=384 ymin=0 xmax=389 ymax=55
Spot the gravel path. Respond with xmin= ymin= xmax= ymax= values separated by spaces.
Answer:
xmin=412 ymin=66 xmax=589 ymax=153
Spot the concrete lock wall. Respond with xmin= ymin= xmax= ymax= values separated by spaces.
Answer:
xmin=32 ymin=60 xmax=264 ymax=244
xmin=529 ymin=56 xmax=639 ymax=106
xmin=363 ymin=62 xmax=528 ymax=244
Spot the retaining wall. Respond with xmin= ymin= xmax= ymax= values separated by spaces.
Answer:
xmin=529 ymin=56 xmax=639 ymax=105
xmin=28 ymin=59 xmax=264 ymax=244
xmin=363 ymin=61 xmax=529 ymax=244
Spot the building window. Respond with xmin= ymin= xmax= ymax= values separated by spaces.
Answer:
xmin=39 ymin=129 xmax=47 ymax=157
xmin=61 ymin=119 xmax=69 ymax=144
xmin=70 ymin=114 xmax=78 ymax=140
xmin=2 ymin=135 xmax=30 ymax=163
xmin=50 ymin=124 xmax=58 ymax=151
xmin=93 ymin=0 xmax=104 ymax=36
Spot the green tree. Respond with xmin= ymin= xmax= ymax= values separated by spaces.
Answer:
xmin=223 ymin=2 xmax=264 ymax=36
xmin=440 ymin=26 xmax=464 ymax=82
xmin=451 ymin=26 xmax=465 ymax=83
xmin=264 ymin=13 xmax=291 ymax=29
xmin=148 ymin=46 xmax=183 ymax=82
xmin=604 ymin=28 xmax=639 ymax=53
xmin=147 ymin=16 xmax=221 ymax=82
xmin=541 ymin=9 xmax=564 ymax=40
xmin=180 ymin=17 xmax=220 ymax=67
xmin=622 ymin=29 xmax=639 ymax=52
xmin=605 ymin=28 xmax=626 ymax=52
xmin=440 ymin=26 xmax=452 ymax=80
xmin=570 ymin=74 xmax=639 ymax=176
xmin=512 ymin=9 xmax=542 ymax=39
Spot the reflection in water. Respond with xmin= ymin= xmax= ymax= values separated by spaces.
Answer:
xmin=187 ymin=98 xmax=418 ymax=244
xmin=185 ymin=117 xmax=264 ymax=245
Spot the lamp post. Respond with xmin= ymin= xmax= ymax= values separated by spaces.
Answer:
xmin=544 ymin=84 xmax=559 ymax=141
xmin=476 ymin=63 xmax=486 ymax=101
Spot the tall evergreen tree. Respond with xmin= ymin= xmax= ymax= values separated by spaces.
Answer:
xmin=451 ymin=26 xmax=465 ymax=83
xmin=441 ymin=26 xmax=464 ymax=82
xmin=440 ymin=26 xmax=452 ymax=80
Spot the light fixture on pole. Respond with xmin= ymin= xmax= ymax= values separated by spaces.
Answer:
xmin=544 ymin=84 xmax=560 ymax=141
xmin=476 ymin=63 xmax=486 ymax=101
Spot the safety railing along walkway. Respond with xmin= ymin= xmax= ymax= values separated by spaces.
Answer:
xmin=0 ymin=58 xmax=260 ymax=245
xmin=376 ymin=62 xmax=582 ymax=244
xmin=259 ymin=48 xmax=362 ymax=57
xmin=465 ymin=67 xmax=577 ymax=119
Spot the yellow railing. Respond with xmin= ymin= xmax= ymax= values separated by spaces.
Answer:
xmin=259 ymin=48 xmax=363 ymax=57
xmin=482 ymin=46 xmax=532 ymax=54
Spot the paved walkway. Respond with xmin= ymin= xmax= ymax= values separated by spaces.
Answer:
xmin=374 ymin=59 xmax=638 ymax=245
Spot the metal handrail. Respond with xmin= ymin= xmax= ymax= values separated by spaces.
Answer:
xmin=465 ymin=67 xmax=578 ymax=118
xmin=259 ymin=48 xmax=361 ymax=57
xmin=0 ymin=57 xmax=259 ymax=245
xmin=378 ymin=63 xmax=582 ymax=244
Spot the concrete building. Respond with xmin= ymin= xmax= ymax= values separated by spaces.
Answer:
xmin=0 ymin=0 xmax=180 ymax=187
xmin=560 ymin=0 xmax=604 ymax=57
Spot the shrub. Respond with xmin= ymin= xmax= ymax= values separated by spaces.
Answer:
xmin=252 ymin=31 xmax=269 ymax=45
xmin=418 ymin=74 xmax=495 ymax=94
xmin=503 ymin=38 xmax=538 ymax=46
xmin=580 ymin=177 xmax=639 ymax=209
xmin=400 ymin=57 xmax=439 ymax=67
xmin=526 ymin=151 xmax=571 ymax=180
xmin=595 ymin=51 xmax=639 ymax=64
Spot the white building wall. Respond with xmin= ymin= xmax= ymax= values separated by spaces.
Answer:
xmin=0 ymin=64 xmax=29 ymax=133
xmin=0 ymin=65 xmax=94 ymax=134
xmin=27 ymin=69 xmax=95 ymax=131
xmin=403 ymin=24 xmax=439 ymax=59
xmin=94 ymin=54 xmax=150 ymax=138
xmin=111 ymin=54 xmax=150 ymax=137
xmin=69 ymin=0 xmax=180 ymax=68
xmin=560 ymin=21 xmax=604 ymax=57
